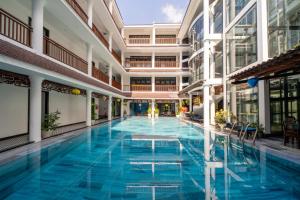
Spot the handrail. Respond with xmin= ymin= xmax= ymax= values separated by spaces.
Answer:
xmin=112 ymin=79 xmax=121 ymax=90
xmin=112 ymin=49 xmax=121 ymax=64
xmin=65 ymin=0 xmax=88 ymax=24
xmin=128 ymin=38 xmax=151 ymax=44
xmin=155 ymin=61 xmax=178 ymax=68
xmin=155 ymin=85 xmax=178 ymax=91
xmin=92 ymin=66 xmax=109 ymax=83
xmin=43 ymin=36 xmax=88 ymax=73
xmin=123 ymin=84 xmax=152 ymax=91
xmin=0 ymin=9 xmax=32 ymax=46
xmin=155 ymin=37 xmax=177 ymax=44
xmin=92 ymin=23 xmax=109 ymax=49
xmin=125 ymin=60 xmax=152 ymax=68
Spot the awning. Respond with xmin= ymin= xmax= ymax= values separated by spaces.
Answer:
xmin=229 ymin=46 xmax=300 ymax=82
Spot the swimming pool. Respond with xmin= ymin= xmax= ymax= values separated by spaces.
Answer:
xmin=0 ymin=117 xmax=299 ymax=199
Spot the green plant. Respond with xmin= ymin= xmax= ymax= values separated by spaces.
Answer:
xmin=215 ymin=109 xmax=228 ymax=124
xmin=91 ymin=103 xmax=97 ymax=120
xmin=155 ymin=108 xmax=159 ymax=115
xmin=147 ymin=107 xmax=152 ymax=114
xmin=42 ymin=110 xmax=61 ymax=131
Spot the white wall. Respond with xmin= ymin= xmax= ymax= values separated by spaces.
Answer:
xmin=0 ymin=84 xmax=28 ymax=138
xmin=49 ymin=91 xmax=86 ymax=126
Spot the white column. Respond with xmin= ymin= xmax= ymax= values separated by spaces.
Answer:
xmin=152 ymin=52 xmax=155 ymax=68
xmin=151 ymin=99 xmax=155 ymax=117
xmin=87 ymin=0 xmax=94 ymax=28
xmin=109 ymin=65 xmax=112 ymax=86
xmin=179 ymin=51 xmax=182 ymax=68
xmin=109 ymin=33 xmax=113 ymax=52
xmin=86 ymin=90 xmax=92 ymax=126
xmin=32 ymin=0 xmax=45 ymax=53
xmin=210 ymin=88 xmax=216 ymax=125
xmin=29 ymin=75 xmax=43 ymax=142
xmin=203 ymin=0 xmax=210 ymax=127
xmin=121 ymin=98 xmax=124 ymax=118
xmin=152 ymin=27 xmax=156 ymax=45
xmin=258 ymin=80 xmax=271 ymax=134
xmin=108 ymin=0 xmax=113 ymax=14
xmin=179 ymin=75 xmax=183 ymax=90
xmin=152 ymin=76 xmax=155 ymax=92
xmin=121 ymin=75 xmax=124 ymax=91
xmin=108 ymin=95 xmax=112 ymax=120
xmin=87 ymin=44 xmax=93 ymax=76
xmin=121 ymin=52 xmax=125 ymax=66
xmin=189 ymin=93 xmax=193 ymax=112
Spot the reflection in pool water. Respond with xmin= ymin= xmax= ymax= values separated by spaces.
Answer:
xmin=0 ymin=117 xmax=299 ymax=199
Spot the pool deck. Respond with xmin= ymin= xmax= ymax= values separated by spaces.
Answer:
xmin=1 ymin=117 xmax=300 ymax=168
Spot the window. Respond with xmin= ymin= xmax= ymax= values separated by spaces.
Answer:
xmin=226 ymin=0 xmax=251 ymax=24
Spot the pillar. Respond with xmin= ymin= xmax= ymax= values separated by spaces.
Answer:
xmin=32 ymin=0 xmax=45 ymax=53
xmin=86 ymin=90 xmax=92 ymax=126
xmin=109 ymin=65 xmax=112 ymax=86
xmin=109 ymin=33 xmax=113 ymax=52
xmin=210 ymin=88 xmax=216 ymax=125
xmin=121 ymin=51 xmax=125 ymax=67
xmin=179 ymin=75 xmax=183 ymax=91
xmin=87 ymin=44 xmax=93 ymax=76
xmin=29 ymin=75 xmax=43 ymax=142
xmin=259 ymin=80 xmax=271 ymax=134
xmin=152 ymin=76 xmax=155 ymax=92
xmin=152 ymin=52 xmax=155 ymax=68
xmin=179 ymin=51 xmax=182 ymax=68
xmin=121 ymin=98 xmax=124 ymax=118
xmin=203 ymin=0 xmax=210 ymax=128
xmin=87 ymin=0 xmax=94 ymax=28
xmin=152 ymin=27 xmax=156 ymax=45
xmin=189 ymin=93 xmax=193 ymax=112
xmin=108 ymin=95 xmax=112 ymax=120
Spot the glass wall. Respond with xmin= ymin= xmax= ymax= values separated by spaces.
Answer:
xmin=268 ymin=0 xmax=300 ymax=58
xmin=226 ymin=0 xmax=251 ymax=24
xmin=214 ymin=43 xmax=223 ymax=78
xmin=189 ymin=15 xmax=204 ymax=51
xmin=227 ymin=82 xmax=258 ymax=124
xmin=189 ymin=53 xmax=204 ymax=83
xmin=214 ymin=0 xmax=223 ymax=33
xmin=226 ymin=5 xmax=257 ymax=74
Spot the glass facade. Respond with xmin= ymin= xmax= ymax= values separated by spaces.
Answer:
xmin=226 ymin=5 xmax=257 ymax=74
xmin=189 ymin=15 xmax=204 ymax=51
xmin=226 ymin=0 xmax=251 ymax=24
xmin=214 ymin=0 xmax=223 ymax=33
xmin=268 ymin=0 xmax=300 ymax=58
xmin=189 ymin=53 xmax=204 ymax=83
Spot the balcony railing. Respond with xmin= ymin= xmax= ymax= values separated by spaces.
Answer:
xmin=92 ymin=66 xmax=109 ymax=84
xmin=112 ymin=79 xmax=121 ymax=90
xmin=155 ymin=38 xmax=177 ymax=44
xmin=123 ymin=85 xmax=152 ymax=91
xmin=66 ymin=0 xmax=88 ymax=24
xmin=43 ymin=36 xmax=88 ymax=73
xmin=155 ymin=85 xmax=178 ymax=91
xmin=112 ymin=49 xmax=121 ymax=64
xmin=155 ymin=61 xmax=178 ymax=68
xmin=125 ymin=60 xmax=152 ymax=68
xmin=128 ymin=38 xmax=150 ymax=44
xmin=92 ymin=23 xmax=109 ymax=49
xmin=0 ymin=9 xmax=32 ymax=47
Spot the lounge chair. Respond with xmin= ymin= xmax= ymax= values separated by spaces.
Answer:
xmin=283 ymin=117 xmax=300 ymax=148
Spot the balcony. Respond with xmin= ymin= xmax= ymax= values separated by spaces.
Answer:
xmin=155 ymin=85 xmax=178 ymax=92
xmin=128 ymin=36 xmax=151 ymax=45
xmin=112 ymin=79 xmax=121 ymax=90
xmin=92 ymin=23 xmax=109 ymax=49
xmin=125 ymin=60 xmax=152 ymax=68
xmin=112 ymin=49 xmax=121 ymax=65
xmin=43 ymin=36 xmax=88 ymax=73
xmin=123 ymin=85 xmax=152 ymax=92
xmin=65 ymin=0 xmax=88 ymax=24
xmin=155 ymin=61 xmax=178 ymax=68
xmin=0 ymin=9 xmax=32 ymax=47
xmin=92 ymin=66 xmax=109 ymax=84
xmin=155 ymin=37 xmax=177 ymax=44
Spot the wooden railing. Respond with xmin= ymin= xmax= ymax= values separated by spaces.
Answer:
xmin=92 ymin=23 xmax=109 ymax=49
xmin=155 ymin=37 xmax=177 ymax=44
xmin=112 ymin=49 xmax=121 ymax=64
xmin=112 ymin=79 xmax=121 ymax=90
xmin=123 ymin=85 xmax=152 ymax=91
xmin=0 ymin=9 xmax=32 ymax=47
xmin=128 ymin=38 xmax=150 ymax=44
xmin=155 ymin=85 xmax=178 ymax=91
xmin=43 ymin=36 xmax=88 ymax=73
xmin=125 ymin=60 xmax=152 ymax=68
xmin=65 ymin=0 xmax=88 ymax=24
xmin=92 ymin=66 xmax=109 ymax=83
xmin=155 ymin=61 xmax=178 ymax=68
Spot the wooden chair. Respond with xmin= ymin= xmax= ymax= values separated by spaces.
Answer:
xmin=283 ymin=117 xmax=300 ymax=148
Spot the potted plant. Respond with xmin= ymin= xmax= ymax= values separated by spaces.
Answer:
xmin=215 ymin=109 xmax=227 ymax=131
xmin=91 ymin=103 xmax=97 ymax=125
xmin=154 ymin=108 xmax=159 ymax=118
xmin=176 ymin=107 xmax=180 ymax=118
xmin=147 ymin=107 xmax=152 ymax=118
xmin=42 ymin=110 xmax=61 ymax=138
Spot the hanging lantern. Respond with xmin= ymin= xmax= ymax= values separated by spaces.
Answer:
xmin=247 ymin=77 xmax=258 ymax=88
xmin=71 ymin=88 xmax=81 ymax=95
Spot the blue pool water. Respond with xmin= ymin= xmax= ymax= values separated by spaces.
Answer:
xmin=0 ymin=117 xmax=300 ymax=199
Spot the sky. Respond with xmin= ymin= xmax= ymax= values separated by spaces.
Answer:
xmin=116 ymin=0 xmax=189 ymax=25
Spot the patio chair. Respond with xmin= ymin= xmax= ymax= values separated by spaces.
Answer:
xmin=283 ymin=117 xmax=300 ymax=148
